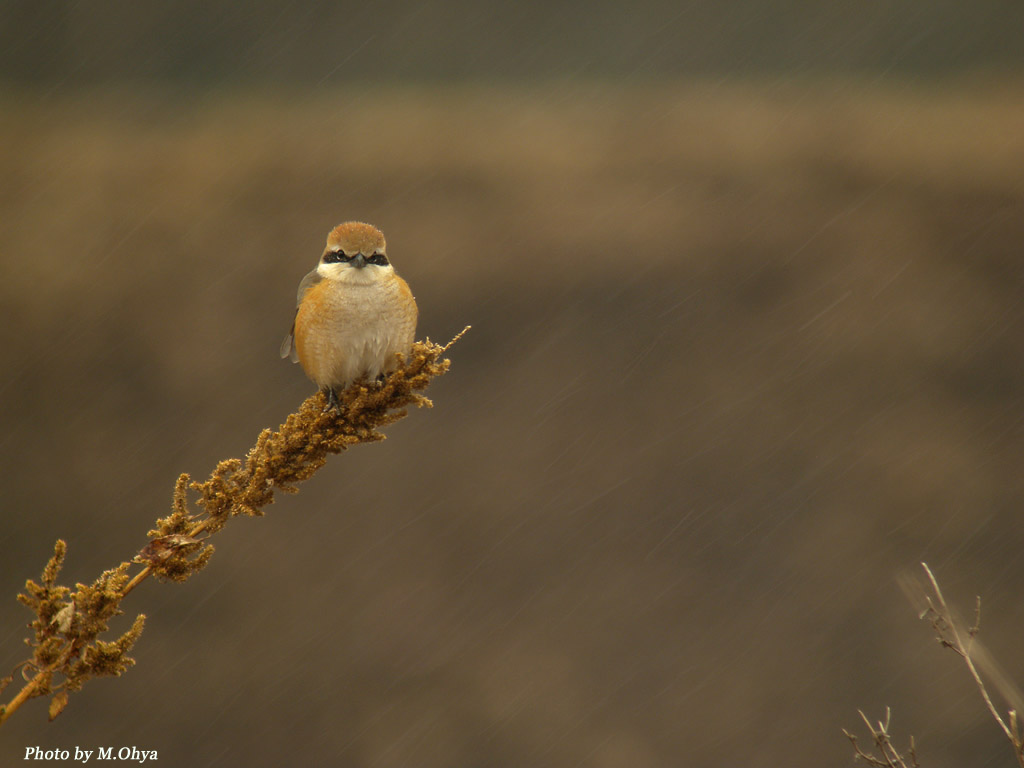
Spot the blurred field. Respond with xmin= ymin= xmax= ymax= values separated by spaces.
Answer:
xmin=1 ymin=80 xmax=1023 ymax=767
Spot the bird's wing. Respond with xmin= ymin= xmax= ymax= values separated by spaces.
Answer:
xmin=280 ymin=268 xmax=322 ymax=362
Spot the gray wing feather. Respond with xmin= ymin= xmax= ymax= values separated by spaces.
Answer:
xmin=280 ymin=269 xmax=322 ymax=362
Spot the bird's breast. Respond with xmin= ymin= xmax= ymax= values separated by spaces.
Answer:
xmin=293 ymin=275 xmax=417 ymax=389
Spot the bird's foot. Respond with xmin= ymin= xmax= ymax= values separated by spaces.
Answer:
xmin=322 ymin=388 xmax=342 ymax=413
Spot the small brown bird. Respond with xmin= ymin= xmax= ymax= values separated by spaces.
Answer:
xmin=281 ymin=222 xmax=418 ymax=411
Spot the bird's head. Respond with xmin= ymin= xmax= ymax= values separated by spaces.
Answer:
xmin=317 ymin=222 xmax=391 ymax=283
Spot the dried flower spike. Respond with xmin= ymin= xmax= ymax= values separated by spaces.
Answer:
xmin=1 ymin=331 xmax=465 ymax=726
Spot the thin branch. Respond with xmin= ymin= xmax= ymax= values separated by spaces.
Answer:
xmin=843 ymin=708 xmax=918 ymax=768
xmin=920 ymin=563 xmax=1016 ymax=749
xmin=918 ymin=562 xmax=1024 ymax=768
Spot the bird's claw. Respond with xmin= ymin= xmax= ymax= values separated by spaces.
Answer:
xmin=322 ymin=388 xmax=342 ymax=413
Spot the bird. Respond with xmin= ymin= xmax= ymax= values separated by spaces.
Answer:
xmin=281 ymin=222 xmax=418 ymax=412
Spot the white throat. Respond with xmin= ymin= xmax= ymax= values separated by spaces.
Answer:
xmin=317 ymin=261 xmax=393 ymax=285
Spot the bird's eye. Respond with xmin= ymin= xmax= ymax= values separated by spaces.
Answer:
xmin=323 ymin=251 xmax=351 ymax=264
xmin=367 ymin=253 xmax=389 ymax=266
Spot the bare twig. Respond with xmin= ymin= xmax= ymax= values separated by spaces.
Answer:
xmin=917 ymin=563 xmax=1024 ymax=768
xmin=843 ymin=708 xmax=919 ymax=768
xmin=848 ymin=563 xmax=1024 ymax=768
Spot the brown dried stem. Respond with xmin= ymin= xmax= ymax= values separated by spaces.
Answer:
xmin=847 ymin=562 xmax=1024 ymax=767
xmin=916 ymin=562 xmax=1024 ymax=768
xmin=843 ymin=708 xmax=919 ymax=768
xmin=1 ymin=332 xmax=466 ymax=726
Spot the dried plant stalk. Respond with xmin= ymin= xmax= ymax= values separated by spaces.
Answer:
xmin=843 ymin=708 xmax=919 ymax=768
xmin=915 ymin=562 xmax=1024 ymax=768
xmin=847 ymin=562 xmax=1024 ymax=767
xmin=0 ymin=332 xmax=465 ymax=726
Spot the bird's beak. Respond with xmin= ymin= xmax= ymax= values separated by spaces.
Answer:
xmin=352 ymin=253 xmax=367 ymax=269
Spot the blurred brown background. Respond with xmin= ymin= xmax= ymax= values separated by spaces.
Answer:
xmin=2 ymin=3 xmax=1023 ymax=767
